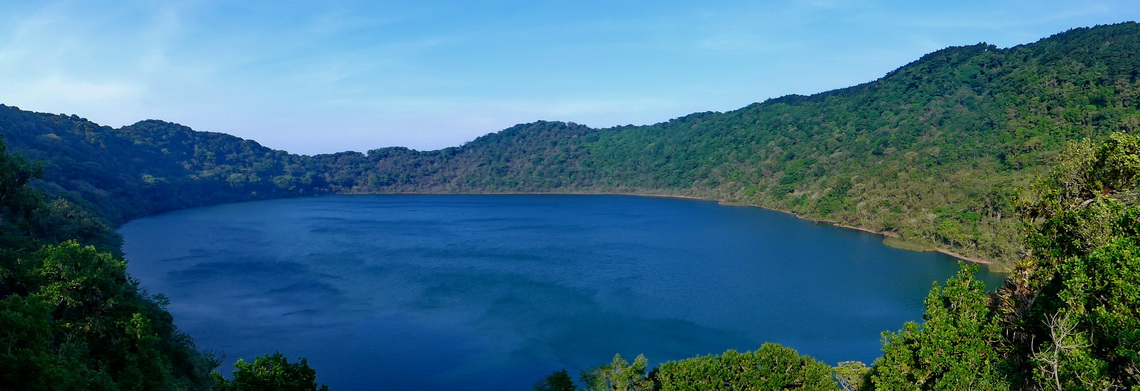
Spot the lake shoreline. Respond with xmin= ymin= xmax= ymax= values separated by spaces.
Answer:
xmin=140 ymin=190 xmax=1006 ymax=272
xmin=758 ymin=208 xmax=1001 ymax=271
xmin=518 ymin=191 xmax=1004 ymax=269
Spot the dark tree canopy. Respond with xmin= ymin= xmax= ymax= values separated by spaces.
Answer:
xmin=0 ymin=137 xmax=217 ymax=391
xmin=535 ymin=369 xmax=578 ymax=391
xmin=655 ymin=343 xmax=837 ymax=391
xmin=210 ymin=353 xmax=329 ymax=391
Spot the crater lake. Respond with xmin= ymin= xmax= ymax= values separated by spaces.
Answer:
xmin=120 ymin=194 xmax=1005 ymax=390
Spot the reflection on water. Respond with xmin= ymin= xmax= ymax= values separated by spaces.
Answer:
xmin=121 ymin=195 xmax=1004 ymax=391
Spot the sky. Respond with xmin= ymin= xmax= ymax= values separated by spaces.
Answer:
xmin=0 ymin=1 xmax=1137 ymax=155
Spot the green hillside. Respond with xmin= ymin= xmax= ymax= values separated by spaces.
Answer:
xmin=0 ymin=113 xmax=324 ymax=224
xmin=3 ymin=22 xmax=1140 ymax=269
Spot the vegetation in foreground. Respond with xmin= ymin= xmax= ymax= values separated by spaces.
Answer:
xmin=210 ymin=353 xmax=329 ymax=391
xmin=538 ymin=133 xmax=1140 ymax=390
xmin=0 ymin=137 xmax=326 ymax=391
xmin=1 ymin=138 xmax=211 ymax=390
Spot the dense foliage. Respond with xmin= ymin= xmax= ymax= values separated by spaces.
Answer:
xmin=867 ymin=264 xmax=1007 ymax=390
xmin=653 ymin=344 xmax=836 ymax=390
xmin=539 ymin=344 xmax=836 ymax=391
xmin=534 ymin=369 xmax=578 ymax=391
xmin=996 ymin=132 xmax=1140 ymax=389
xmin=210 ymin=353 xmax=328 ymax=391
xmin=0 ymin=137 xmax=216 ymax=390
xmin=3 ymin=23 xmax=1139 ymax=269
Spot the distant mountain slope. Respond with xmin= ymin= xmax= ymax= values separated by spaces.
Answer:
xmin=3 ymin=22 xmax=1138 ymax=268
xmin=0 ymin=110 xmax=326 ymax=223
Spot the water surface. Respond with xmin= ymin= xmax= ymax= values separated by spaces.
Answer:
xmin=120 ymin=195 xmax=1004 ymax=390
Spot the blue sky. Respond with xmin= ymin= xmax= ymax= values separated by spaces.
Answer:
xmin=0 ymin=1 xmax=1136 ymax=154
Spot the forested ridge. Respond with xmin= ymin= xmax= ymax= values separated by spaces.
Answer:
xmin=2 ymin=23 xmax=1139 ymax=268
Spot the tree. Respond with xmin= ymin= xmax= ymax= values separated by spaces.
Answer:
xmin=0 ymin=136 xmax=216 ymax=391
xmin=31 ymin=241 xmax=194 ymax=390
xmin=31 ymin=198 xmax=122 ymax=256
xmin=0 ymin=294 xmax=76 ymax=391
xmin=535 ymin=369 xmax=577 ymax=391
xmin=868 ymin=264 xmax=1008 ymax=390
xmin=655 ymin=343 xmax=837 ymax=391
xmin=211 ymin=353 xmax=329 ymax=391
xmin=998 ymin=132 xmax=1140 ymax=388
xmin=33 ymin=241 xmax=132 ymax=334
xmin=0 ymin=135 xmax=43 ymax=263
xmin=581 ymin=353 xmax=652 ymax=391
xmin=834 ymin=361 xmax=869 ymax=391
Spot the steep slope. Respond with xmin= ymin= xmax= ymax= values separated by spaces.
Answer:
xmin=2 ymin=22 xmax=1138 ymax=268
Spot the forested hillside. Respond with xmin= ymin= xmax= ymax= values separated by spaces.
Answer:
xmin=2 ymin=22 xmax=1139 ymax=268
xmin=0 ymin=112 xmax=324 ymax=224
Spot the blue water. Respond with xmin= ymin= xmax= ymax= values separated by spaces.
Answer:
xmin=120 ymin=194 xmax=1004 ymax=390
